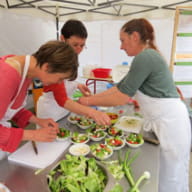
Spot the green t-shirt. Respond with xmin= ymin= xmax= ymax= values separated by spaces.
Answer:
xmin=117 ymin=49 xmax=179 ymax=98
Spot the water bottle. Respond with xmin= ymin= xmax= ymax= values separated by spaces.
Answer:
xmin=112 ymin=61 xmax=130 ymax=83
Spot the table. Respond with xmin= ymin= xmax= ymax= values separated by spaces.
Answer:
xmin=0 ymin=112 xmax=160 ymax=192
xmin=82 ymin=76 xmax=113 ymax=94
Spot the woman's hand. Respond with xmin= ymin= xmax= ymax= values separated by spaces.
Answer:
xmin=88 ymin=108 xmax=111 ymax=125
xmin=33 ymin=127 xmax=58 ymax=142
xmin=29 ymin=115 xmax=59 ymax=131
xmin=77 ymin=84 xmax=91 ymax=96
xmin=35 ymin=118 xmax=59 ymax=131
xmin=23 ymin=127 xmax=58 ymax=142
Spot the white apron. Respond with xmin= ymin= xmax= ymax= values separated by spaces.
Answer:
xmin=135 ymin=91 xmax=191 ymax=192
xmin=36 ymin=80 xmax=78 ymax=122
xmin=0 ymin=56 xmax=30 ymax=160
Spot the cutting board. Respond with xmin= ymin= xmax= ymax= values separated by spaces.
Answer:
xmin=8 ymin=140 xmax=70 ymax=169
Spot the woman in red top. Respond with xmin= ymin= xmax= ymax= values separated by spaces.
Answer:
xmin=0 ymin=40 xmax=78 ymax=157
xmin=36 ymin=20 xmax=111 ymax=124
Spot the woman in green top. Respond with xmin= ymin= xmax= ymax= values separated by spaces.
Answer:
xmin=79 ymin=18 xmax=191 ymax=192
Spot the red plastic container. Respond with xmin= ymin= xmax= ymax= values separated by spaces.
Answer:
xmin=92 ymin=68 xmax=112 ymax=78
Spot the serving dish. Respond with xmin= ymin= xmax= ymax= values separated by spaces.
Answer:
xmin=107 ymin=126 xmax=124 ymax=137
xmin=70 ymin=132 xmax=89 ymax=144
xmin=47 ymin=155 xmax=109 ymax=192
xmin=69 ymin=143 xmax=90 ymax=156
xmin=56 ymin=127 xmax=71 ymax=141
xmin=106 ymin=112 xmax=119 ymax=124
xmin=89 ymin=130 xmax=107 ymax=141
xmin=125 ymin=133 xmax=144 ymax=148
xmin=76 ymin=118 xmax=93 ymax=129
xmin=90 ymin=143 xmax=113 ymax=160
xmin=105 ymin=136 xmax=125 ymax=150
xmin=92 ymin=123 xmax=109 ymax=131
xmin=67 ymin=114 xmax=81 ymax=124
xmin=114 ymin=116 xmax=143 ymax=133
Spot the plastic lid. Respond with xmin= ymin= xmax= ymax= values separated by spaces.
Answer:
xmin=122 ymin=61 xmax=128 ymax=65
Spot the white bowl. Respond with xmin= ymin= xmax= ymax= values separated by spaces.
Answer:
xmin=105 ymin=137 xmax=125 ymax=150
xmin=90 ymin=143 xmax=113 ymax=160
xmin=126 ymin=139 xmax=144 ymax=148
xmin=107 ymin=126 xmax=124 ymax=138
xmin=56 ymin=128 xmax=71 ymax=142
xmin=69 ymin=143 xmax=90 ymax=156
xmin=76 ymin=119 xmax=93 ymax=129
xmin=67 ymin=114 xmax=81 ymax=124
xmin=70 ymin=134 xmax=90 ymax=144
xmin=90 ymin=131 xmax=107 ymax=141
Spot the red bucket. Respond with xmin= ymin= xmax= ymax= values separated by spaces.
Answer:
xmin=92 ymin=68 xmax=112 ymax=78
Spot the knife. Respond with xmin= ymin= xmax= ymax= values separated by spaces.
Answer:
xmin=31 ymin=141 xmax=38 ymax=155
xmin=143 ymin=136 xmax=160 ymax=145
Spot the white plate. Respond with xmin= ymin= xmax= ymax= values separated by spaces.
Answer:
xmin=0 ymin=183 xmax=11 ymax=192
xmin=114 ymin=116 xmax=143 ymax=133
xmin=69 ymin=143 xmax=90 ymax=156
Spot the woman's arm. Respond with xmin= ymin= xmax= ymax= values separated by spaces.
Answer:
xmin=78 ymin=86 xmax=130 ymax=106
xmin=64 ymin=99 xmax=111 ymax=125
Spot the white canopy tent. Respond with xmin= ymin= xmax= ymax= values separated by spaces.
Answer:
xmin=0 ymin=0 xmax=192 ymax=94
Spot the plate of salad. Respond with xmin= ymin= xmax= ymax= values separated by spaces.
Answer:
xmin=107 ymin=126 xmax=124 ymax=137
xmin=67 ymin=114 xmax=82 ymax=124
xmin=76 ymin=118 xmax=93 ymax=129
xmin=125 ymin=133 xmax=144 ymax=148
xmin=90 ymin=143 xmax=113 ymax=160
xmin=92 ymin=123 xmax=109 ymax=131
xmin=89 ymin=129 xmax=107 ymax=141
xmin=105 ymin=136 xmax=125 ymax=150
xmin=56 ymin=127 xmax=71 ymax=141
xmin=71 ymin=132 xmax=89 ymax=144
xmin=106 ymin=112 xmax=119 ymax=124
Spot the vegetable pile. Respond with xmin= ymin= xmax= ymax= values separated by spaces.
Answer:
xmin=48 ymin=155 xmax=107 ymax=192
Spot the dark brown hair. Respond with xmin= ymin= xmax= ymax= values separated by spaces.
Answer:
xmin=32 ymin=40 xmax=78 ymax=81
xmin=61 ymin=19 xmax=88 ymax=39
xmin=121 ymin=18 xmax=158 ymax=50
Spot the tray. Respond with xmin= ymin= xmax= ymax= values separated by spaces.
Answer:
xmin=114 ymin=116 xmax=143 ymax=133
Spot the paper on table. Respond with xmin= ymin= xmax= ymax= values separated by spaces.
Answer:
xmin=8 ymin=141 xmax=70 ymax=169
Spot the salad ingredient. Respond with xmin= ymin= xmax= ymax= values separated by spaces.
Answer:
xmin=109 ymin=183 xmax=123 ymax=192
xmin=71 ymin=132 xmax=89 ymax=143
xmin=57 ymin=127 xmax=70 ymax=138
xmin=129 ymin=171 xmax=151 ymax=192
xmin=126 ymin=133 xmax=143 ymax=144
xmin=90 ymin=143 xmax=113 ymax=160
xmin=108 ymin=126 xmax=123 ymax=137
xmin=105 ymin=136 xmax=124 ymax=148
xmin=48 ymin=155 xmax=107 ymax=192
